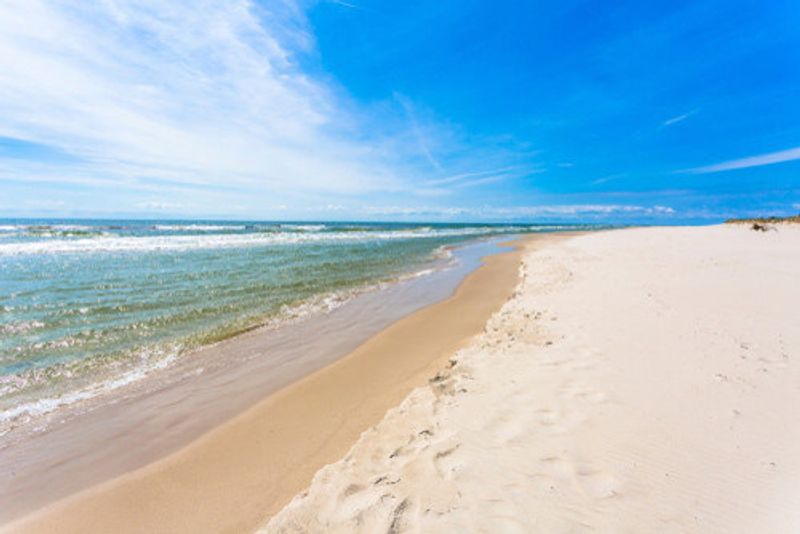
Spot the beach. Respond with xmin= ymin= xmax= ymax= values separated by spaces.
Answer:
xmin=5 ymin=224 xmax=800 ymax=532
xmin=2 ymin=232 xmax=536 ymax=532
xmin=263 ymin=225 xmax=800 ymax=533
xmin=0 ymin=230 xmax=525 ymax=523
xmin=3 ymin=1 xmax=796 ymax=532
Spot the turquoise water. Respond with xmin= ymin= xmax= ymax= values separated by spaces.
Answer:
xmin=0 ymin=219 xmax=590 ymax=427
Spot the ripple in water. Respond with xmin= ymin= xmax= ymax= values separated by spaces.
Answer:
xmin=0 ymin=219 xmax=598 ymax=430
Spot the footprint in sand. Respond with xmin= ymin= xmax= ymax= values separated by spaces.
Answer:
xmin=533 ymin=408 xmax=560 ymax=426
xmin=576 ymin=468 xmax=621 ymax=499
xmin=485 ymin=412 xmax=527 ymax=443
xmin=532 ymin=457 xmax=621 ymax=499
xmin=433 ymin=444 xmax=463 ymax=479
xmin=537 ymin=456 xmax=575 ymax=479
xmin=574 ymin=389 xmax=607 ymax=403
xmin=557 ymin=381 xmax=607 ymax=405
xmin=331 ymin=483 xmax=384 ymax=522
xmin=387 ymin=498 xmax=412 ymax=534
xmin=342 ymin=483 xmax=364 ymax=497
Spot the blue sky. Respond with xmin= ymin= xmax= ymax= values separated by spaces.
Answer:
xmin=0 ymin=0 xmax=798 ymax=222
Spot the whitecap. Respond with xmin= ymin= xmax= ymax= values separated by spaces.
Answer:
xmin=0 ymin=227 xmax=510 ymax=256
xmin=0 ymin=320 xmax=45 ymax=335
xmin=153 ymin=224 xmax=246 ymax=231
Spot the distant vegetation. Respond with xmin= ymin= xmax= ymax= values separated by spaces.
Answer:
xmin=725 ymin=214 xmax=800 ymax=231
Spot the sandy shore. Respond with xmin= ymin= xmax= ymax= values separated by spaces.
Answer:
xmin=4 ymin=236 xmax=537 ymax=533
xmin=0 ymin=238 xmax=507 ymax=523
xmin=263 ymin=225 xmax=800 ymax=533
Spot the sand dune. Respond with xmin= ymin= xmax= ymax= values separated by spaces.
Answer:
xmin=263 ymin=225 xmax=800 ymax=533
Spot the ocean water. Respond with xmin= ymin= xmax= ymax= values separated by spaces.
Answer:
xmin=0 ymin=219 xmax=588 ymax=430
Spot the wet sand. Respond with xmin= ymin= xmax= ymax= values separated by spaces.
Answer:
xmin=4 ymin=234 xmax=547 ymax=533
xmin=0 ymin=238 xmax=502 ymax=522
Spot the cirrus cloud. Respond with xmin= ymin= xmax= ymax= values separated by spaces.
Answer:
xmin=0 ymin=0 xmax=400 ymax=196
xmin=682 ymin=146 xmax=800 ymax=174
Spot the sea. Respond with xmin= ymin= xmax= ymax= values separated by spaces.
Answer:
xmin=0 ymin=219 xmax=592 ymax=433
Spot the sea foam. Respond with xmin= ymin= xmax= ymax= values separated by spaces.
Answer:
xmin=0 ymin=227 xmax=516 ymax=256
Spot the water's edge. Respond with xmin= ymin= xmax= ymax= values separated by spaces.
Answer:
xmin=2 ymin=221 xmax=597 ymax=431
xmin=0 ymin=235 xmax=517 ymax=522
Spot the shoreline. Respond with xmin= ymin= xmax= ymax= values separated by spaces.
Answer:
xmin=0 ymin=238 xmax=459 ymax=434
xmin=264 ymin=225 xmax=800 ymax=533
xmin=0 ymin=237 xmax=507 ymax=521
xmin=0 ymin=242 xmax=453 ymax=435
xmin=4 ymin=233 xmax=560 ymax=533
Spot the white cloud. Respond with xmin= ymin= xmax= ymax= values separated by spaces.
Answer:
xmin=414 ymin=166 xmax=542 ymax=198
xmin=0 ymin=0 xmax=400 ymax=195
xmin=135 ymin=200 xmax=182 ymax=211
xmin=590 ymin=173 xmax=625 ymax=185
xmin=364 ymin=205 xmax=470 ymax=217
xmin=327 ymin=0 xmax=359 ymax=9
xmin=395 ymin=94 xmax=443 ymax=172
xmin=424 ymin=166 xmax=524 ymax=188
xmin=662 ymin=110 xmax=696 ymax=127
xmin=491 ymin=204 xmax=675 ymax=216
xmin=363 ymin=204 xmax=675 ymax=219
xmin=683 ymin=146 xmax=800 ymax=174
xmin=0 ymin=1 xmax=553 ymax=219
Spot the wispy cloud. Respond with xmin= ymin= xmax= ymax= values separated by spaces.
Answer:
xmin=424 ymin=166 xmax=520 ymax=187
xmin=363 ymin=204 xmax=675 ymax=219
xmin=135 ymin=200 xmax=183 ymax=211
xmin=411 ymin=165 xmax=538 ymax=198
xmin=682 ymin=146 xmax=800 ymax=174
xmin=0 ymin=0 xmax=402 ymax=198
xmin=395 ymin=94 xmax=443 ymax=171
xmin=493 ymin=204 xmax=675 ymax=216
xmin=326 ymin=0 xmax=359 ymax=9
xmin=590 ymin=173 xmax=626 ymax=186
xmin=662 ymin=109 xmax=697 ymax=127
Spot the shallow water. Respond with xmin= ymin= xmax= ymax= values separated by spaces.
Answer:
xmin=0 ymin=220 xmax=592 ymax=430
xmin=0 ymin=234 xmax=523 ymax=521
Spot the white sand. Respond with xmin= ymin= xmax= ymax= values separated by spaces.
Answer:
xmin=262 ymin=225 xmax=800 ymax=533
